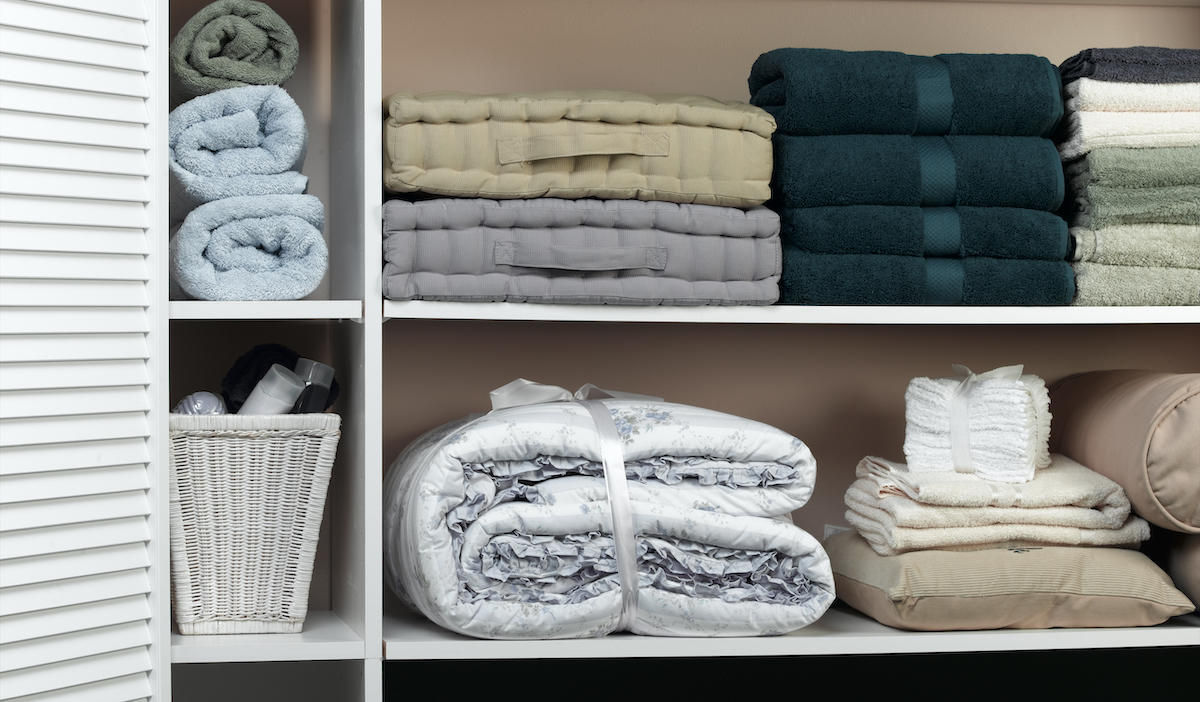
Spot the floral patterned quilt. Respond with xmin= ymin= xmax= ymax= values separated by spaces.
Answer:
xmin=383 ymin=399 xmax=835 ymax=639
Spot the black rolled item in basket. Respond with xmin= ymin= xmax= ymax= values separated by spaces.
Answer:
xmin=168 ymin=413 xmax=340 ymax=634
xmin=220 ymin=343 xmax=340 ymax=413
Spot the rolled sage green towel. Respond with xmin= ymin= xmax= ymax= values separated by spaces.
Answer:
xmin=1071 ymin=225 xmax=1200 ymax=269
xmin=1071 ymin=262 xmax=1199 ymax=306
xmin=170 ymin=0 xmax=299 ymax=107
xmin=1074 ymin=183 xmax=1200 ymax=228
xmin=1066 ymin=147 xmax=1200 ymax=190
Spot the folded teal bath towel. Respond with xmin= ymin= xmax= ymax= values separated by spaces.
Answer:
xmin=170 ymin=0 xmax=299 ymax=107
xmin=169 ymin=85 xmax=308 ymax=224
xmin=772 ymin=135 xmax=1063 ymax=211
xmin=781 ymin=206 xmax=1068 ymax=260
xmin=779 ymin=247 xmax=1075 ymax=305
xmin=750 ymin=48 xmax=1062 ymax=137
xmin=170 ymin=194 xmax=327 ymax=301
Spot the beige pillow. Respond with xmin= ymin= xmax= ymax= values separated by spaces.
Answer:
xmin=1167 ymin=533 xmax=1200 ymax=608
xmin=826 ymin=530 xmax=1194 ymax=631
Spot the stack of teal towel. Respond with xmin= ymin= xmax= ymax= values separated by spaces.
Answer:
xmin=167 ymin=0 xmax=327 ymax=302
xmin=1058 ymin=46 xmax=1200 ymax=306
xmin=749 ymin=48 xmax=1073 ymax=305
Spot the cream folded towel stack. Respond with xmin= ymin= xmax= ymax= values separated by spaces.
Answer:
xmin=902 ymin=365 xmax=1051 ymax=483
xmin=844 ymin=454 xmax=1151 ymax=556
xmin=1057 ymin=105 xmax=1200 ymax=160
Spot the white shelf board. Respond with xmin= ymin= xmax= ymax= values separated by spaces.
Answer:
xmin=382 ymin=608 xmax=1200 ymax=661
xmin=169 ymin=300 xmax=363 ymax=320
xmin=171 ymin=611 xmax=365 ymax=663
xmin=383 ymin=301 xmax=1200 ymax=325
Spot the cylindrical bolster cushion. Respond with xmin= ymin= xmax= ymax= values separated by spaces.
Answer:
xmin=1049 ymin=370 xmax=1200 ymax=533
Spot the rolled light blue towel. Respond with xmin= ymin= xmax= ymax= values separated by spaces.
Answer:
xmin=170 ymin=194 xmax=326 ymax=301
xmin=168 ymin=85 xmax=308 ymax=224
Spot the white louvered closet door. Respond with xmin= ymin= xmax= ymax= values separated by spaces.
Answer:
xmin=0 ymin=1 xmax=165 ymax=700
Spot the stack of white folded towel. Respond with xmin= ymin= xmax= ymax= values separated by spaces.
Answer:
xmin=1058 ymin=79 xmax=1200 ymax=160
xmin=845 ymin=454 xmax=1150 ymax=556
xmin=902 ymin=365 xmax=1051 ymax=483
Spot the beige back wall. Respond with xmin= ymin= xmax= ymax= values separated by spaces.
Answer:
xmin=381 ymin=0 xmax=1200 ymax=99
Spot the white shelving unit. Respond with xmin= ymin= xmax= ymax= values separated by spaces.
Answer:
xmin=145 ymin=1 xmax=1200 ymax=700
xmin=384 ymin=301 xmax=1200 ymax=325
xmin=169 ymin=300 xmax=363 ymax=320
xmin=382 ymin=608 xmax=1200 ymax=661
xmin=171 ymin=612 xmax=365 ymax=664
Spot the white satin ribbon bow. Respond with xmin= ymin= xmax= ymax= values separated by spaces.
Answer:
xmin=488 ymin=378 xmax=661 ymax=632
xmin=948 ymin=364 xmax=1024 ymax=473
xmin=489 ymin=377 xmax=661 ymax=411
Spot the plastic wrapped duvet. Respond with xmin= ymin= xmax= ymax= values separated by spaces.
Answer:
xmin=383 ymin=388 xmax=835 ymax=639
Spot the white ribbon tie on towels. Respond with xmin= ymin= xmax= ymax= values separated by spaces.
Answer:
xmin=487 ymin=378 xmax=661 ymax=632
xmin=948 ymin=364 xmax=1024 ymax=474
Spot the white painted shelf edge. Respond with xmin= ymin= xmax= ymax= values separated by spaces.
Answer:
xmin=170 ymin=611 xmax=366 ymax=664
xmin=381 ymin=608 xmax=1200 ymax=661
xmin=383 ymin=301 xmax=1200 ymax=325
xmin=169 ymin=300 xmax=364 ymax=320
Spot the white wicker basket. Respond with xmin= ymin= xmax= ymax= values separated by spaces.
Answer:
xmin=168 ymin=413 xmax=341 ymax=634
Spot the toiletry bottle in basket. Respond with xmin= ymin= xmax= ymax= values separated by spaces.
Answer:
xmin=238 ymin=363 xmax=305 ymax=414
xmin=292 ymin=358 xmax=335 ymax=413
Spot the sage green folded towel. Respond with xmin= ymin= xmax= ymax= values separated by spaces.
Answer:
xmin=1074 ymin=183 xmax=1200 ymax=228
xmin=1066 ymin=146 xmax=1200 ymax=190
xmin=1071 ymin=225 xmax=1200 ymax=269
xmin=170 ymin=0 xmax=299 ymax=107
xmin=1072 ymin=262 xmax=1199 ymax=306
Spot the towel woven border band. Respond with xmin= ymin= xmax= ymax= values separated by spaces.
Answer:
xmin=925 ymin=258 xmax=963 ymax=305
xmin=913 ymin=56 xmax=953 ymax=135
xmin=915 ymin=136 xmax=957 ymax=207
xmin=923 ymin=207 xmax=961 ymax=257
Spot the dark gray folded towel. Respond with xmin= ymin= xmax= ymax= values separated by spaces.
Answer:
xmin=1060 ymin=46 xmax=1200 ymax=85
xmin=781 ymin=206 xmax=1068 ymax=260
xmin=772 ymin=135 xmax=1064 ymax=211
xmin=750 ymin=48 xmax=1062 ymax=137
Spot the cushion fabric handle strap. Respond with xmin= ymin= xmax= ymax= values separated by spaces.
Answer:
xmin=495 ymin=242 xmax=668 ymax=271
xmin=497 ymin=132 xmax=670 ymax=165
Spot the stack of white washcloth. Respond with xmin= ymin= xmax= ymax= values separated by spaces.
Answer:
xmin=902 ymin=364 xmax=1051 ymax=483
xmin=844 ymin=454 xmax=1151 ymax=556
